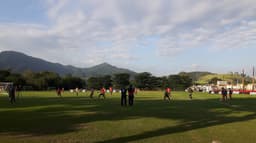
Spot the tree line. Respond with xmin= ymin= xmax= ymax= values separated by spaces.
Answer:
xmin=0 ymin=70 xmax=193 ymax=91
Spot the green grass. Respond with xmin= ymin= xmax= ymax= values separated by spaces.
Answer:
xmin=0 ymin=91 xmax=256 ymax=143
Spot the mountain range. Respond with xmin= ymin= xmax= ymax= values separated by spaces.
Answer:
xmin=0 ymin=51 xmax=136 ymax=77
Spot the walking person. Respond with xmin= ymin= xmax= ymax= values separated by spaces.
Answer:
xmin=187 ymin=87 xmax=193 ymax=99
xmin=56 ymin=87 xmax=62 ymax=97
xmin=120 ymin=87 xmax=127 ymax=106
xmin=75 ymin=87 xmax=79 ymax=96
xmin=98 ymin=87 xmax=106 ymax=99
xmin=109 ymin=86 xmax=113 ymax=95
xmin=16 ymin=85 xmax=21 ymax=99
xmin=128 ymin=85 xmax=135 ymax=106
xmin=89 ymin=88 xmax=95 ymax=98
xmin=8 ymin=85 xmax=16 ymax=104
xmin=164 ymin=87 xmax=171 ymax=101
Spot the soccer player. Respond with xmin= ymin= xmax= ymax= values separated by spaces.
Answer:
xmin=188 ymin=87 xmax=193 ymax=99
xmin=89 ymin=88 xmax=95 ymax=98
xmin=75 ymin=87 xmax=79 ymax=96
xmin=164 ymin=87 xmax=171 ymax=101
xmin=109 ymin=86 xmax=113 ymax=95
xmin=98 ymin=87 xmax=106 ymax=99
xmin=56 ymin=87 xmax=62 ymax=97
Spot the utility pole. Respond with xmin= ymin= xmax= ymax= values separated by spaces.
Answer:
xmin=253 ymin=67 xmax=255 ymax=91
xmin=242 ymin=69 xmax=245 ymax=92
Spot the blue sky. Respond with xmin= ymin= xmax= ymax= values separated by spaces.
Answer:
xmin=0 ymin=0 xmax=255 ymax=76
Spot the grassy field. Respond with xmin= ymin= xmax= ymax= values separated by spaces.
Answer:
xmin=0 ymin=90 xmax=256 ymax=143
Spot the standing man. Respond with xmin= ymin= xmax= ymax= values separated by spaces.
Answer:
xmin=98 ymin=87 xmax=106 ymax=99
xmin=164 ymin=87 xmax=171 ymax=101
xmin=221 ymin=87 xmax=228 ymax=102
xmin=228 ymin=88 xmax=233 ymax=100
xmin=120 ymin=87 xmax=127 ymax=106
xmin=128 ymin=85 xmax=135 ymax=106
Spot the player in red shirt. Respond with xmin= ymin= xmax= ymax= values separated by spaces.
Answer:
xmin=164 ymin=87 xmax=171 ymax=101
xmin=98 ymin=87 xmax=106 ymax=99
xmin=56 ymin=87 xmax=62 ymax=97
xmin=128 ymin=85 xmax=135 ymax=106
xmin=109 ymin=87 xmax=113 ymax=95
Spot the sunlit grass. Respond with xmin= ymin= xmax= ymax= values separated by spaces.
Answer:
xmin=0 ymin=91 xmax=256 ymax=143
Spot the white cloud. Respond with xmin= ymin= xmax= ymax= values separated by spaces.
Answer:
xmin=0 ymin=0 xmax=256 ymax=74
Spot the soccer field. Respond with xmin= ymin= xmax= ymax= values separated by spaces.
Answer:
xmin=0 ymin=91 xmax=256 ymax=143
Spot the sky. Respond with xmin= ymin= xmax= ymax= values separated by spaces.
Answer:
xmin=0 ymin=0 xmax=255 ymax=76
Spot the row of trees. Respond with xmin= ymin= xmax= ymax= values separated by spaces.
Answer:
xmin=77 ymin=72 xmax=192 ymax=90
xmin=0 ymin=70 xmax=193 ymax=90
xmin=0 ymin=70 xmax=85 ymax=90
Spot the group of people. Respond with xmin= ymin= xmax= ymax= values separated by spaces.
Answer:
xmin=221 ymin=87 xmax=233 ymax=102
xmin=89 ymin=85 xmax=136 ymax=106
xmin=55 ymin=85 xmax=233 ymax=105
xmin=164 ymin=87 xmax=194 ymax=101
xmin=120 ymin=85 xmax=136 ymax=106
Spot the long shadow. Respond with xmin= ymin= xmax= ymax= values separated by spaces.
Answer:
xmin=96 ymin=108 xmax=256 ymax=143
xmin=0 ymin=94 xmax=256 ymax=142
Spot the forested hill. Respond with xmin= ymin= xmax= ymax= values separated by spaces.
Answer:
xmin=179 ymin=71 xmax=214 ymax=82
xmin=0 ymin=51 xmax=136 ymax=77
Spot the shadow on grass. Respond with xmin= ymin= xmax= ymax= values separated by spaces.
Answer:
xmin=0 ymin=94 xmax=256 ymax=142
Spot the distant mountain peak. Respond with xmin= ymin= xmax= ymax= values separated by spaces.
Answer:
xmin=97 ymin=62 xmax=112 ymax=66
xmin=1 ymin=50 xmax=26 ymax=56
xmin=0 ymin=50 xmax=136 ymax=77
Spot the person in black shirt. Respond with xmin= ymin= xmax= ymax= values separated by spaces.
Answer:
xmin=120 ymin=87 xmax=127 ymax=106
xmin=221 ymin=87 xmax=227 ymax=102
xmin=8 ymin=85 xmax=16 ymax=104
xmin=228 ymin=88 xmax=233 ymax=100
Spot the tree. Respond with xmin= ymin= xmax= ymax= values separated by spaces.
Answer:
xmin=5 ymin=73 xmax=26 ymax=86
xmin=208 ymin=77 xmax=222 ymax=85
xmin=0 ymin=69 xmax=11 ymax=81
xmin=161 ymin=76 xmax=169 ymax=89
xmin=61 ymin=75 xmax=86 ymax=89
xmin=41 ymin=71 xmax=61 ymax=89
xmin=87 ymin=77 xmax=102 ymax=89
xmin=101 ymin=75 xmax=112 ymax=89
xmin=168 ymin=74 xmax=192 ymax=90
xmin=113 ymin=73 xmax=130 ymax=89
xmin=86 ymin=75 xmax=112 ymax=89
xmin=134 ymin=72 xmax=164 ymax=90
xmin=148 ymin=76 xmax=162 ymax=90
xmin=134 ymin=72 xmax=152 ymax=90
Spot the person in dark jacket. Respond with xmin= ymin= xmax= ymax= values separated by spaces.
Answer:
xmin=221 ymin=87 xmax=228 ymax=102
xmin=8 ymin=85 xmax=16 ymax=104
xmin=120 ymin=87 xmax=127 ymax=106
xmin=228 ymin=88 xmax=233 ymax=100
